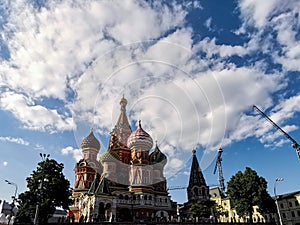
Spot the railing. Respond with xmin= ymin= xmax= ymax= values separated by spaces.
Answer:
xmin=115 ymin=199 xmax=170 ymax=207
xmin=15 ymin=222 xmax=276 ymax=225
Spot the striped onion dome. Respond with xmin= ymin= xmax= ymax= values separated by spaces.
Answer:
xmin=81 ymin=129 xmax=100 ymax=150
xmin=100 ymin=150 xmax=120 ymax=163
xmin=127 ymin=120 xmax=153 ymax=151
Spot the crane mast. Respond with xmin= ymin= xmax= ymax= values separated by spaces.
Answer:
xmin=253 ymin=105 xmax=300 ymax=161
xmin=213 ymin=148 xmax=225 ymax=192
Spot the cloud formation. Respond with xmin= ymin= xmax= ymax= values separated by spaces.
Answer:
xmin=0 ymin=136 xmax=29 ymax=146
xmin=61 ymin=146 xmax=81 ymax=162
xmin=0 ymin=0 xmax=300 ymax=174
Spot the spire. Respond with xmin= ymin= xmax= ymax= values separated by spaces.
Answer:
xmin=192 ymin=148 xmax=196 ymax=156
xmin=138 ymin=120 xmax=141 ymax=128
xmin=187 ymin=149 xmax=209 ymax=202
xmin=188 ymin=149 xmax=207 ymax=187
xmin=113 ymin=96 xmax=132 ymax=146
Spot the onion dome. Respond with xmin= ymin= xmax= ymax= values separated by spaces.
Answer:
xmin=81 ymin=129 xmax=100 ymax=150
xmin=149 ymin=142 xmax=167 ymax=165
xmin=127 ymin=120 xmax=153 ymax=151
xmin=100 ymin=150 xmax=120 ymax=163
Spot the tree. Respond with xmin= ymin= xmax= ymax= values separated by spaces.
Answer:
xmin=227 ymin=167 xmax=276 ymax=223
xmin=190 ymin=200 xmax=215 ymax=220
xmin=16 ymin=157 xmax=72 ymax=224
xmin=213 ymin=204 xmax=229 ymax=222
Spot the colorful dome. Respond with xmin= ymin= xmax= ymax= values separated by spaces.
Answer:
xmin=127 ymin=120 xmax=153 ymax=151
xmin=149 ymin=143 xmax=167 ymax=165
xmin=81 ymin=129 xmax=100 ymax=150
xmin=100 ymin=150 xmax=120 ymax=163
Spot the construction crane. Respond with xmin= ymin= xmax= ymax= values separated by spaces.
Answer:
xmin=213 ymin=148 xmax=225 ymax=192
xmin=253 ymin=105 xmax=300 ymax=161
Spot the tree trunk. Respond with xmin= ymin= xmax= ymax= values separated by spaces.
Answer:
xmin=249 ymin=210 xmax=253 ymax=223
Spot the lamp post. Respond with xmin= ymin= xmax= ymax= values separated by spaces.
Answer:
xmin=274 ymin=178 xmax=284 ymax=225
xmin=33 ymin=153 xmax=50 ymax=225
xmin=4 ymin=180 xmax=18 ymax=224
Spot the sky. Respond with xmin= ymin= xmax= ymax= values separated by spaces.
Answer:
xmin=0 ymin=0 xmax=300 ymax=204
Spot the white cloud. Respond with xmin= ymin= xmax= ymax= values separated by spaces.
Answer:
xmin=0 ymin=91 xmax=75 ymax=131
xmin=34 ymin=143 xmax=45 ymax=151
xmin=0 ymin=136 xmax=29 ymax=146
xmin=3 ymin=161 xmax=8 ymax=167
xmin=238 ymin=0 xmax=281 ymax=28
xmin=228 ymin=93 xmax=300 ymax=150
xmin=168 ymin=158 xmax=183 ymax=169
xmin=61 ymin=146 xmax=81 ymax=162
xmin=237 ymin=0 xmax=300 ymax=71
xmin=194 ymin=37 xmax=248 ymax=58
xmin=1 ymin=0 xmax=299 ymax=176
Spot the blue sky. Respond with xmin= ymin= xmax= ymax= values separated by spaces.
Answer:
xmin=1 ymin=0 xmax=300 ymax=204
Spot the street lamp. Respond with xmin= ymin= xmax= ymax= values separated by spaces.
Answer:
xmin=274 ymin=178 xmax=284 ymax=225
xmin=4 ymin=180 xmax=18 ymax=224
xmin=33 ymin=153 xmax=50 ymax=225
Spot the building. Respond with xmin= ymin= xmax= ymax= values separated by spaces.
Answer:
xmin=179 ymin=149 xmax=210 ymax=221
xmin=68 ymin=97 xmax=176 ymax=222
xmin=271 ymin=191 xmax=300 ymax=225
xmin=209 ymin=187 xmax=266 ymax=223
xmin=0 ymin=200 xmax=17 ymax=224
xmin=210 ymin=189 xmax=300 ymax=224
xmin=178 ymin=150 xmax=267 ymax=223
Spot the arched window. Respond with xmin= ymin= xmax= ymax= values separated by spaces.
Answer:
xmin=105 ymin=203 xmax=111 ymax=209
xmin=202 ymin=187 xmax=206 ymax=196
xmin=193 ymin=187 xmax=199 ymax=196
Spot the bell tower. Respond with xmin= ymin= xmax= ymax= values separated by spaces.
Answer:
xmin=73 ymin=129 xmax=101 ymax=195
xmin=187 ymin=149 xmax=209 ymax=202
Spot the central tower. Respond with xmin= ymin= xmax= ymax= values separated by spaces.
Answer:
xmin=127 ymin=120 xmax=154 ymax=192
xmin=112 ymin=96 xmax=132 ymax=146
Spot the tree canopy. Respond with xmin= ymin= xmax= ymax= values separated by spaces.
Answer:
xmin=16 ymin=157 xmax=72 ymax=224
xmin=190 ymin=200 xmax=228 ymax=222
xmin=227 ymin=167 xmax=276 ymax=222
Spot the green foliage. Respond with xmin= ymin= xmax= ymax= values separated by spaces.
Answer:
xmin=190 ymin=200 xmax=215 ymax=218
xmin=213 ymin=204 xmax=228 ymax=219
xmin=227 ymin=167 xmax=276 ymax=222
xmin=16 ymin=158 xmax=72 ymax=224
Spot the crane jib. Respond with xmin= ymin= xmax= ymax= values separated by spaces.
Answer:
xmin=253 ymin=105 xmax=300 ymax=161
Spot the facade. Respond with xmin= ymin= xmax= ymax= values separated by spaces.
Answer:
xmin=210 ymin=187 xmax=266 ymax=223
xmin=271 ymin=191 xmax=300 ymax=225
xmin=68 ymin=97 xmax=176 ymax=222
xmin=210 ymin=189 xmax=300 ymax=224
xmin=0 ymin=200 xmax=17 ymax=224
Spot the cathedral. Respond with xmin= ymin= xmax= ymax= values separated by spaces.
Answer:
xmin=68 ymin=97 xmax=177 ymax=222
